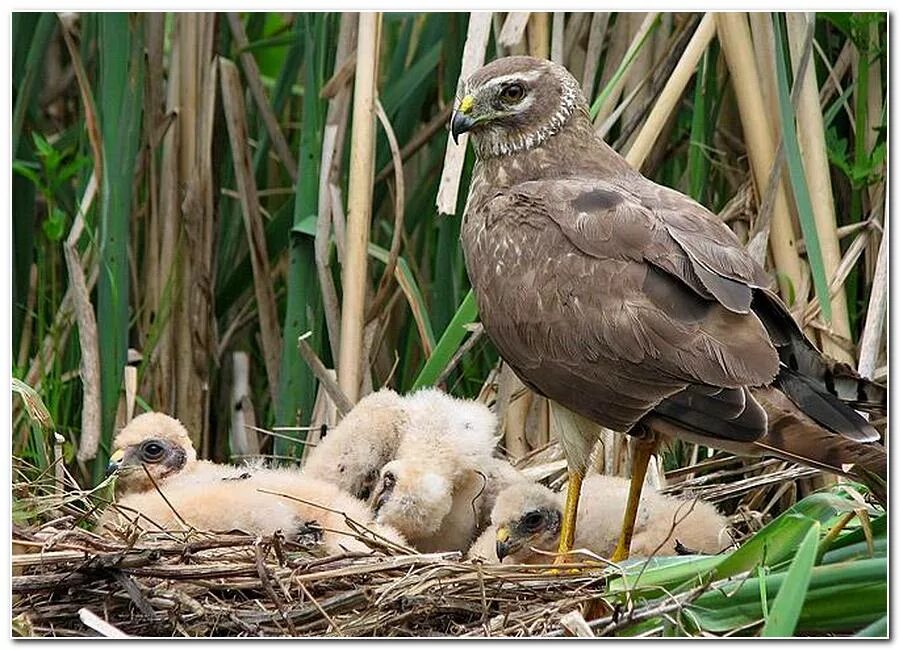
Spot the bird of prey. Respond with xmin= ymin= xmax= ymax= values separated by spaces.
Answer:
xmin=450 ymin=56 xmax=887 ymax=562
xmin=303 ymin=388 xmax=409 ymax=501
xmin=102 ymin=412 xmax=407 ymax=554
xmin=468 ymin=474 xmax=729 ymax=564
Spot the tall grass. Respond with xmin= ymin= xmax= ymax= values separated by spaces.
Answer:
xmin=11 ymin=12 xmax=887 ymax=635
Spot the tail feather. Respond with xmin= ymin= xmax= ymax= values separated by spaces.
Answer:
xmin=751 ymin=387 xmax=886 ymax=504
xmin=776 ymin=369 xmax=881 ymax=443
xmin=752 ymin=289 xmax=886 ymax=439
xmin=646 ymin=386 xmax=887 ymax=505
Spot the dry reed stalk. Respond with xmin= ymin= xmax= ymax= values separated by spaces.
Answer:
xmin=715 ymin=12 xmax=805 ymax=306
xmin=581 ymin=13 xmax=610 ymax=96
xmin=140 ymin=15 xmax=165 ymax=343
xmin=436 ymin=12 xmax=492 ymax=216
xmin=337 ymin=11 xmax=380 ymax=405
xmin=563 ymin=12 xmax=589 ymax=66
xmin=786 ymin=12 xmax=853 ymax=363
xmin=172 ymin=13 xmax=217 ymax=447
xmin=60 ymin=174 xmax=101 ymax=462
xmin=527 ymin=12 xmax=549 ymax=59
xmin=550 ymin=12 xmax=565 ymax=64
xmin=226 ymin=13 xmax=298 ymax=182
xmin=365 ymin=100 xmax=406 ymax=323
xmin=220 ymin=57 xmax=283 ymax=403
xmin=625 ymin=13 xmax=715 ymax=170
xmin=151 ymin=23 xmax=182 ymax=415
xmin=622 ymin=13 xmax=655 ymax=133
xmin=748 ymin=13 xmax=780 ymax=130
xmin=317 ymin=13 xmax=357 ymax=366
xmin=499 ymin=12 xmax=529 ymax=48
xmin=495 ymin=364 xmax=528 ymax=459
xmin=230 ymin=351 xmax=260 ymax=458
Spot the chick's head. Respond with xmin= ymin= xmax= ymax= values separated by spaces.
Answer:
xmin=490 ymin=482 xmax=562 ymax=564
xmin=370 ymin=458 xmax=453 ymax=540
xmin=107 ymin=412 xmax=197 ymax=494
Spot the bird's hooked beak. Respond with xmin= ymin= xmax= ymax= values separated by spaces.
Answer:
xmin=495 ymin=526 xmax=515 ymax=562
xmin=106 ymin=449 xmax=125 ymax=477
xmin=451 ymin=94 xmax=477 ymax=144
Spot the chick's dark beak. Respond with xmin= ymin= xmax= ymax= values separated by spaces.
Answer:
xmin=105 ymin=449 xmax=125 ymax=477
xmin=495 ymin=526 xmax=515 ymax=562
xmin=450 ymin=111 xmax=476 ymax=145
xmin=496 ymin=538 xmax=513 ymax=562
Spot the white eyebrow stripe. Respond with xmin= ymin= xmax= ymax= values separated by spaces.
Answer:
xmin=483 ymin=70 xmax=543 ymax=87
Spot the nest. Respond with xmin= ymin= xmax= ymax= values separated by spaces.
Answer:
xmin=13 ymin=519 xmax=674 ymax=638
xmin=12 ymin=444 xmax=828 ymax=638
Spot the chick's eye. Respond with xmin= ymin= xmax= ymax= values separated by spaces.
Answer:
xmin=522 ymin=511 xmax=544 ymax=532
xmin=140 ymin=441 xmax=166 ymax=462
xmin=500 ymin=83 xmax=526 ymax=104
xmin=382 ymin=471 xmax=395 ymax=489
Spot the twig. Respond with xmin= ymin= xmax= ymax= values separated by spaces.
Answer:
xmin=297 ymin=332 xmax=354 ymax=416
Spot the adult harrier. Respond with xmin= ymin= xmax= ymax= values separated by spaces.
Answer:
xmin=451 ymin=56 xmax=886 ymax=563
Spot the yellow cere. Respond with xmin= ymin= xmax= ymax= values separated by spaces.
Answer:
xmin=495 ymin=527 xmax=510 ymax=543
xmin=109 ymin=449 xmax=125 ymax=463
xmin=458 ymin=95 xmax=475 ymax=114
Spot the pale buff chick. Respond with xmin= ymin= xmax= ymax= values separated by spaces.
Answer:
xmin=472 ymin=475 xmax=730 ymax=564
xmin=370 ymin=389 xmax=520 ymax=552
xmin=101 ymin=412 xmax=406 ymax=554
xmin=303 ymin=388 xmax=409 ymax=501
xmin=100 ymin=468 xmax=407 ymax=554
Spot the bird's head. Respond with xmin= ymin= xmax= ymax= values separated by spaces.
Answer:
xmin=107 ymin=412 xmax=196 ymax=493
xmin=490 ymin=482 xmax=562 ymax=563
xmin=370 ymin=459 xmax=453 ymax=540
xmin=450 ymin=56 xmax=587 ymax=158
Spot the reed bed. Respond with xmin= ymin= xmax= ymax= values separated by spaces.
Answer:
xmin=12 ymin=11 xmax=888 ymax=637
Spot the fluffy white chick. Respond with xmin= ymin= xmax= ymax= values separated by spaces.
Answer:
xmin=303 ymin=388 xmax=409 ymax=500
xmin=100 ymin=412 xmax=407 ymax=554
xmin=470 ymin=474 xmax=730 ymax=563
xmin=370 ymin=389 xmax=522 ymax=552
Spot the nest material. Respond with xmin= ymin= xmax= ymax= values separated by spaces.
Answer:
xmin=13 ymin=521 xmax=651 ymax=638
xmin=12 ymin=444 xmax=827 ymax=638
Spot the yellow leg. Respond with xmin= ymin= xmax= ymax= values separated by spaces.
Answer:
xmin=553 ymin=470 xmax=584 ymax=565
xmin=611 ymin=435 xmax=658 ymax=563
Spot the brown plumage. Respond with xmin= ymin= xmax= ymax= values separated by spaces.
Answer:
xmin=452 ymin=56 xmax=886 ymax=493
xmin=452 ymin=56 xmax=886 ymax=561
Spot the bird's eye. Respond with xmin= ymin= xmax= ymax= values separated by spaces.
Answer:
xmin=499 ymin=82 xmax=526 ymax=104
xmin=382 ymin=471 xmax=396 ymax=489
xmin=140 ymin=440 xmax=166 ymax=463
xmin=522 ymin=511 xmax=545 ymax=532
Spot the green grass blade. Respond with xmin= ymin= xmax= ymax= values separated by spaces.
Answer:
xmin=411 ymin=289 xmax=479 ymax=390
xmin=761 ymin=522 xmax=820 ymax=636
xmin=713 ymin=492 xmax=857 ymax=580
xmin=12 ymin=12 xmax=56 ymax=156
xmin=275 ymin=13 xmax=326 ymax=448
xmin=854 ymin=614 xmax=887 ymax=637
xmin=95 ymin=13 xmax=144 ymax=484
xmin=772 ymin=13 xmax=832 ymax=322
